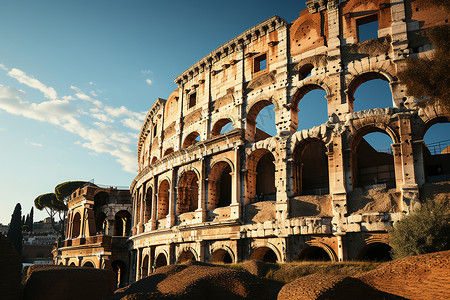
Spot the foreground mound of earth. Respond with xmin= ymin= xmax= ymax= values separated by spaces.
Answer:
xmin=108 ymin=261 xmax=283 ymax=300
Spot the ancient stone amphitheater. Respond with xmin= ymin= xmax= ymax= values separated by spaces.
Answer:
xmin=129 ymin=0 xmax=449 ymax=281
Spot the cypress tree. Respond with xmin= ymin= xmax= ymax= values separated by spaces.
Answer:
xmin=7 ymin=203 xmax=23 ymax=255
xmin=29 ymin=207 xmax=34 ymax=232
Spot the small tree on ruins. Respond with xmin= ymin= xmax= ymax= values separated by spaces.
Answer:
xmin=35 ymin=181 xmax=88 ymax=238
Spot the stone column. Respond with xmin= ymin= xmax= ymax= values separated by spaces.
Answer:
xmin=167 ymin=168 xmax=177 ymax=227
xmin=230 ymin=146 xmax=242 ymax=220
xmin=195 ymin=158 xmax=207 ymax=222
xmin=136 ymin=248 xmax=142 ymax=280
xmin=138 ymin=186 xmax=145 ymax=234
xmin=150 ymin=177 xmax=158 ymax=230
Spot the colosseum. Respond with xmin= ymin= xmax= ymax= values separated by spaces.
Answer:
xmin=129 ymin=0 xmax=449 ymax=281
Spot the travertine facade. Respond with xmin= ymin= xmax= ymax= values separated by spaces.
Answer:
xmin=130 ymin=0 xmax=449 ymax=281
xmin=54 ymin=185 xmax=132 ymax=287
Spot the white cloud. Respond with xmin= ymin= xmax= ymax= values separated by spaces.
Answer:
xmin=8 ymin=68 xmax=58 ymax=100
xmin=28 ymin=142 xmax=43 ymax=147
xmin=146 ymin=79 xmax=152 ymax=85
xmin=92 ymin=113 xmax=114 ymax=123
xmin=0 ymin=64 xmax=7 ymax=71
xmin=90 ymin=91 xmax=98 ymax=97
xmin=141 ymin=70 xmax=152 ymax=74
xmin=89 ymin=82 xmax=94 ymax=85
xmin=122 ymin=118 xmax=142 ymax=131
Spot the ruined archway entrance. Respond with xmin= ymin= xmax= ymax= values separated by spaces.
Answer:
xmin=208 ymin=162 xmax=232 ymax=210
xmin=142 ymin=255 xmax=149 ymax=278
xmin=352 ymin=130 xmax=396 ymax=189
xmin=250 ymin=247 xmax=278 ymax=263
xmin=114 ymin=210 xmax=131 ymax=236
xmin=83 ymin=261 xmax=95 ymax=268
xmin=211 ymin=118 xmax=233 ymax=136
xmin=292 ymin=139 xmax=329 ymax=195
xmin=157 ymin=180 xmax=170 ymax=225
xmin=154 ymin=253 xmax=168 ymax=269
xmin=177 ymin=250 xmax=196 ymax=263
xmin=358 ymin=243 xmax=392 ymax=261
xmin=246 ymin=149 xmax=276 ymax=203
xmin=182 ymin=132 xmax=200 ymax=149
xmin=71 ymin=212 xmax=81 ymax=238
xmin=297 ymin=246 xmax=332 ymax=261
xmin=177 ymin=171 xmax=199 ymax=215
xmin=422 ymin=119 xmax=450 ymax=183
xmin=210 ymin=249 xmax=233 ymax=264
xmin=349 ymin=72 xmax=392 ymax=111
xmin=112 ymin=260 xmax=127 ymax=288
xmin=94 ymin=211 xmax=107 ymax=234
xmin=291 ymin=84 xmax=328 ymax=132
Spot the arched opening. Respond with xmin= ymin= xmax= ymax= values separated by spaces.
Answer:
xmin=178 ymin=250 xmax=196 ymax=263
xmin=151 ymin=156 xmax=158 ymax=164
xmin=353 ymin=131 xmax=396 ymax=189
xmin=298 ymin=246 xmax=332 ymax=261
xmin=422 ymin=121 xmax=450 ymax=183
xmin=292 ymin=139 xmax=329 ymax=195
xmin=246 ymin=149 xmax=276 ymax=203
xmin=208 ymin=162 xmax=232 ymax=210
xmin=210 ymin=249 xmax=233 ymax=264
xmin=349 ymin=73 xmax=392 ymax=112
xmin=94 ymin=191 xmax=109 ymax=207
xmin=291 ymin=85 xmax=327 ymax=132
xmin=246 ymin=100 xmax=276 ymax=142
xmin=157 ymin=180 xmax=170 ymax=221
xmin=83 ymin=261 xmax=95 ymax=268
xmin=69 ymin=262 xmax=76 ymax=267
xmin=250 ymin=247 xmax=278 ymax=263
xmin=163 ymin=148 xmax=174 ymax=157
xmin=182 ymin=132 xmax=200 ymax=149
xmin=114 ymin=210 xmax=131 ymax=236
xmin=144 ymin=187 xmax=152 ymax=223
xmin=94 ymin=211 xmax=107 ymax=234
xmin=298 ymin=63 xmax=314 ymax=80
xmin=177 ymin=171 xmax=199 ymax=215
xmin=211 ymin=118 xmax=233 ymax=136
xmin=358 ymin=243 xmax=392 ymax=261
xmin=141 ymin=255 xmax=149 ymax=278
xmin=112 ymin=260 xmax=127 ymax=288
xmin=154 ymin=253 xmax=168 ymax=269
xmin=71 ymin=212 xmax=81 ymax=238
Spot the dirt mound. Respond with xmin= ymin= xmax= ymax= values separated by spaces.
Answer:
xmin=244 ymin=201 xmax=276 ymax=223
xmin=277 ymin=274 xmax=381 ymax=300
xmin=23 ymin=265 xmax=115 ymax=300
xmin=348 ymin=187 xmax=400 ymax=214
xmin=358 ymin=250 xmax=450 ymax=300
xmin=241 ymin=260 xmax=279 ymax=277
xmin=0 ymin=233 xmax=21 ymax=300
xmin=110 ymin=262 xmax=283 ymax=300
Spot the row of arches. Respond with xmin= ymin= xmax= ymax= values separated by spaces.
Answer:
xmin=139 ymin=241 xmax=392 ymax=278
xmin=150 ymin=72 xmax=395 ymax=164
xmin=69 ymin=210 xmax=131 ymax=239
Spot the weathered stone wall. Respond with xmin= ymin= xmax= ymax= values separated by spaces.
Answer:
xmin=129 ymin=0 xmax=450 ymax=282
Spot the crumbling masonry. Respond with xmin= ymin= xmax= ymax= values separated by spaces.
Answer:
xmin=129 ymin=0 xmax=450 ymax=281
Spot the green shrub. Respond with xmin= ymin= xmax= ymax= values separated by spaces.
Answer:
xmin=389 ymin=199 xmax=450 ymax=259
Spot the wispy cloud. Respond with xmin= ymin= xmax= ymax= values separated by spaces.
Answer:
xmin=146 ymin=79 xmax=152 ymax=85
xmin=141 ymin=70 xmax=152 ymax=74
xmin=8 ymin=68 xmax=58 ymax=100
xmin=0 ymin=67 xmax=146 ymax=174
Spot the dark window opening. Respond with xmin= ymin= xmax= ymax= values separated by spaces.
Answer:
xmin=188 ymin=92 xmax=196 ymax=109
xmin=357 ymin=14 xmax=378 ymax=42
xmin=218 ymin=165 xmax=232 ymax=208
xmin=152 ymin=124 xmax=157 ymax=138
xmin=254 ymin=53 xmax=267 ymax=73
xmin=298 ymin=246 xmax=331 ymax=261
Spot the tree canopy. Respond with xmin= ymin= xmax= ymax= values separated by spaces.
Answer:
xmin=398 ymin=24 xmax=450 ymax=110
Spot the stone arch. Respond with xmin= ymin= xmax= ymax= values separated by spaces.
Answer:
xmin=82 ymin=261 xmax=95 ymax=268
xmin=211 ymin=118 xmax=234 ymax=136
xmin=347 ymin=71 xmax=393 ymax=108
xmin=71 ymin=212 xmax=81 ymax=238
xmin=292 ymin=138 xmax=330 ymax=196
xmin=250 ymin=244 xmax=281 ymax=263
xmin=144 ymin=186 xmax=152 ymax=224
xmin=157 ymin=179 xmax=170 ymax=221
xmin=351 ymin=126 xmax=398 ymax=189
xmin=358 ymin=242 xmax=392 ymax=261
xmin=94 ymin=191 xmax=109 ymax=207
xmin=182 ymin=131 xmax=200 ymax=149
xmin=142 ymin=255 xmax=149 ymax=278
xmin=94 ymin=211 xmax=107 ymax=234
xmin=246 ymin=97 xmax=277 ymax=142
xmin=114 ymin=210 xmax=131 ymax=236
xmin=245 ymin=148 xmax=276 ymax=204
xmin=177 ymin=170 xmax=199 ymax=214
xmin=69 ymin=262 xmax=76 ymax=267
xmin=208 ymin=160 xmax=233 ymax=210
xmin=112 ymin=260 xmax=127 ymax=288
xmin=421 ymin=115 xmax=450 ymax=140
xmin=163 ymin=148 xmax=174 ymax=157
xmin=298 ymin=242 xmax=337 ymax=261
xmin=177 ymin=247 xmax=198 ymax=263
xmin=154 ymin=251 xmax=168 ymax=269
xmin=210 ymin=246 xmax=235 ymax=264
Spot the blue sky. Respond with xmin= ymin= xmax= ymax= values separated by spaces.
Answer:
xmin=0 ymin=1 xmax=448 ymax=225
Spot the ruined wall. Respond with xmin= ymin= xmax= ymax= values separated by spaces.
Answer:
xmin=130 ymin=0 xmax=449 ymax=282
